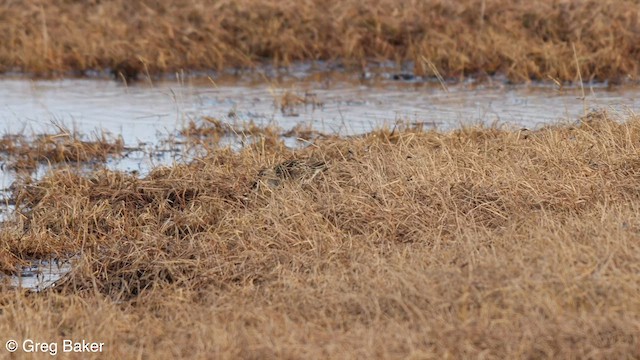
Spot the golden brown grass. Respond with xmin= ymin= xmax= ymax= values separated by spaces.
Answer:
xmin=0 ymin=129 xmax=125 ymax=171
xmin=1 ymin=111 xmax=640 ymax=358
xmin=2 ymin=0 xmax=640 ymax=83
xmin=181 ymin=117 xmax=326 ymax=144
xmin=276 ymin=90 xmax=324 ymax=116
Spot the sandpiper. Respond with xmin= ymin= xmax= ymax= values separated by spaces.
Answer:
xmin=253 ymin=159 xmax=327 ymax=190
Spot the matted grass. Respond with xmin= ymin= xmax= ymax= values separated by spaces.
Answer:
xmin=1 ymin=0 xmax=639 ymax=83
xmin=0 ymin=129 xmax=124 ymax=172
xmin=0 ymin=111 xmax=638 ymax=358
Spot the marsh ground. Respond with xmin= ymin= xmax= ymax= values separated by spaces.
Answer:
xmin=1 ymin=0 xmax=640 ymax=358
xmin=2 ymin=0 xmax=640 ymax=83
xmin=0 ymin=111 xmax=639 ymax=359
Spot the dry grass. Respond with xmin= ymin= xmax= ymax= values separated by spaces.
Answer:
xmin=1 ymin=0 xmax=640 ymax=83
xmin=181 ymin=117 xmax=327 ymax=144
xmin=275 ymin=90 xmax=324 ymax=116
xmin=0 ymin=129 xmax=125 ymax=171
xmin=0 ymin=111 xmax=639 ymax=358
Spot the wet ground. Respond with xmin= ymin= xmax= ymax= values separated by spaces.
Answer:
xmin=4 ymin=259 xmax=74 ymax=292
xmin=2 ymin=77 xmax=637 ymax=181
xmin=1 ymin=75 xmax=639 ymax=290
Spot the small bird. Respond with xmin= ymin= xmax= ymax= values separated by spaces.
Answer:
xmin=111 ymin=59 xmax=142 ymax=83
xmin=253 ymin=159 xmax=327 ymax=190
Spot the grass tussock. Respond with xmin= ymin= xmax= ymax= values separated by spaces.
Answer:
xmin=1 ymin=0 xmax=640 ymax=83
xmin=0 ymin=129 xmax=125 ymax=171
xmin=1 ymin=111 xmax=640 ymax=358
xmin=181 ymin=117 xmax=327 ymax=144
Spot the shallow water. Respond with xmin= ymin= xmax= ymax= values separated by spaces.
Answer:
xmin=1 ymin=78 xmax=639 ymax=192
xmin=2 ymin=78 xmax=638 ymax=141
xmin=2 ymin=259 xmax=74 ymax=292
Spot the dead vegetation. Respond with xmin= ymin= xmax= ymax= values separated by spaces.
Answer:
xmin=0 ymin=111 xmax=639 ymax=358
xmin=181 ymin=117 xmax=328 ymax=144
xmin=275 ymin=90 xmax=323 ymax=116
xmin=1 ymin=0 xmax=640 ymax=83
xmin=0 ymin=129 xmax=125 ymax=171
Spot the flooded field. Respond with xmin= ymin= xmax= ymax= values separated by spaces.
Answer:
xmin=2 ymin=1 xmax=640 ymax=357
xmin=2 ymin=78 xmax=638 ymax=142
xmin=1 ymin=77 xmax=640 ymax=358
xmin=2 ymin=77 xmax=639 ymax=195
xmin=1 ymin=77 xmax=639 ymax=291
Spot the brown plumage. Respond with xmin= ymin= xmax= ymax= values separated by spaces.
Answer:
xmin=253 ymin=159 xmax=327 ymax=190
xmin=111 ymin=59 xmax=142 ymax=83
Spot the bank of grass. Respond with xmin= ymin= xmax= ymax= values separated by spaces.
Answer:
xmin=1 ymin=0 xmax=640 ymax=83
xmin=1 ymin=111 xmax=640 ymax=358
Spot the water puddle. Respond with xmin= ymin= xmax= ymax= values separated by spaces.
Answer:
xmin=2 ymin=79 xmax=638 ymax=140
xmin=1 ymin=79 xmax=638 ymax=190
xmin=2 ymin=259 xmax=73 ymax=292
